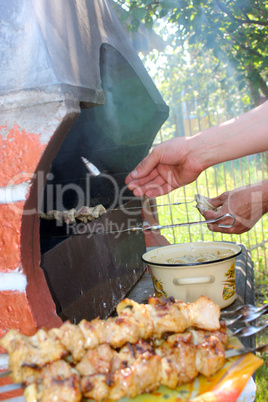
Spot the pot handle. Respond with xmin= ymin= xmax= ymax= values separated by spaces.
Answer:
xmin=173 ymin=275 xmax=215 ymax=285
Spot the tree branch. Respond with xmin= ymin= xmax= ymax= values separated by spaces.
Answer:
xmin=230 ymin=35 xmax=263 ymax=58
xmin=236 ymin=4 xmax=268 ymax=27
xmin=214 ymin=0 xmax=268 ymax=27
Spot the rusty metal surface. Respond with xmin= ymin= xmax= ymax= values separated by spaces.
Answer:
xmin=41 ymin=199 xmax=146 ymax=323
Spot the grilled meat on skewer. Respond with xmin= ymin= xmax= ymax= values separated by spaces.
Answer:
xmin=146 ymin=294 xmax=221 ymax=333
xmin=75 ymin=205 xmax=106 ymax=222
xmin=0 ymin=296 xmax=225 ymax=401
xmin=79 ymin=295 xmax=221 ymax=350
xmin=0 ymin=296 xmax=221 ymax=381
xmin=23 ymin=360 xmax=82 ymax=402
xmin=39 ymin=204 xmax=106 ymax=224
xmin=80 ymin=330 xmax=226 ymax=400
xmin=50 ymin=321 xmax=86 ymax=363
xmin=80 ymin=352 xmax=162 ymax=401
xmin=0 ymin=328 xmax=67 ymax=383
xmin=21 ymin=328 xmax=226 ymax=401
xmin=188 ymin=323 xmax=229 ymax=348
xmin=75 ymin=343 xmax=120 ymax=376
xmin=75 ymin=339 xmax=156 ymax=378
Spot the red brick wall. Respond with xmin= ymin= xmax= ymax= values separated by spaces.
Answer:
xmin=0 ymin=103 xmax=79 ymax=340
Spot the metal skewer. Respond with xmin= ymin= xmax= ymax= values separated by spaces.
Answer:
xmin=221 ymin=303 xmax=268 ymax=317
xmin=223 ymin=306 xmax=268 ymax=326
xmin=225 ymin=343 xmax=268 ymax=358
xmin=231 ymin=322 xmax=268 ymax=337
xmin=110 ymin=200 xmax=195 ymax=211
xmin=100 ymin=213 xmax=236 ymax=234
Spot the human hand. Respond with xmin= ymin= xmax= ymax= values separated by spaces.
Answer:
xmin=125 ymin=137 xmax=204 ymax=197
xmin=126 ymin=102 xmax=268 ymax=198
xmin=198 ymin=182 xmax=268 ymax=234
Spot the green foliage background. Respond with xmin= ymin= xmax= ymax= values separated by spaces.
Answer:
xmin=116 ymin=0 xmax=268 ymax=106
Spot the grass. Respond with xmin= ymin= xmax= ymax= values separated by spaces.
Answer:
xmin=255 ymin=366 xmax=268 ymax=402
xmin=255 ymin=344 xmax=268 ymax=401
xmin=154 ymin=157 xmax=268 ymax=399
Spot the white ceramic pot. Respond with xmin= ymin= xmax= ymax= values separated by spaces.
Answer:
xmin=142 ymin=241 xmax=242 ymax=309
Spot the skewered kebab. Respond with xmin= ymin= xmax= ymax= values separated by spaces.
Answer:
xmin=0 ymin=296 xmax=224 ymax=401
xmin=23 ymin=360 xmax=82 ymax=402
xmin=39 ymin=204 xmax=106 ymax=224
xmin=77 ymin=295 xmax=221 ymax=350
xmin=0 ymin=328 xmax=68 ymax=384
xmin=0 ymin=295 xmax=221 ymax=378
xmin=79 ymin=326 xmax=227 ymax=401
xmin=39 ymin=194 xmax=218 ymax=224
xmin=19 ymin=325 xmax=227 ymax=401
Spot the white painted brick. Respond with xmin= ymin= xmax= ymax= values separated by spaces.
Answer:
xmin=0 ymin=272 xmax=27 ymax=292
xmin=0 ymin=181 xmax=30 ymax=204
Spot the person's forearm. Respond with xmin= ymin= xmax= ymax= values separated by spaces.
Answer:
xmin=188 ymin=101 xmax=268 ymax=171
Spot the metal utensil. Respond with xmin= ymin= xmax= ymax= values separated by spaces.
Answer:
xmin=110 ymin=200 xmax=195 ymax=211
xmin=96 ymin=213 xmax=236 ymax=235
xmin=225 ymin=343 xmax=268 ymax=358
xmin=221 ymin=303 xmax=268 ymax=317
xmin=224 ymin=306 xmax=268 ymax=326
xmin=81 ymin=157 xmax=101 ymax=176
xmin=231 ymin=322 xmax=268 ymax=337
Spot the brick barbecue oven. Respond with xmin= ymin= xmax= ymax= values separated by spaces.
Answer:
xmin=0 ymin=0 xmax=169 ymax=352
